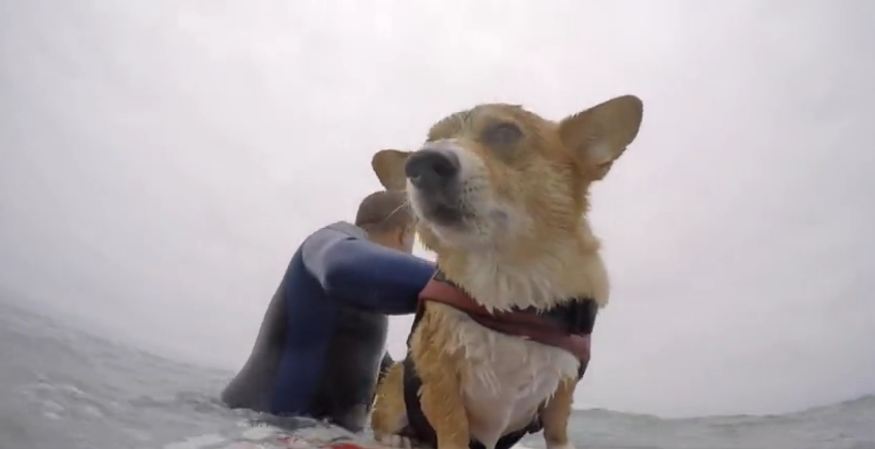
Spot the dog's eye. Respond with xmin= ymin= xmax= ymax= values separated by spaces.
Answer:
xmin=484 ymin=122 xmax=523 ymax=146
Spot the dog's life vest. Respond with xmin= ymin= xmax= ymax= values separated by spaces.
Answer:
xmin=400 ymin=271 xmax=598 ymax=449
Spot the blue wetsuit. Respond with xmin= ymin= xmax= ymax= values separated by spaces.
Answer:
xmin=221 ymin=222 xmax=435 ymax=430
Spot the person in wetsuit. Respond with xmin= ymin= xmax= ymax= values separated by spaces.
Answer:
xmin=220 ymin=190 xmax=435 ymax=432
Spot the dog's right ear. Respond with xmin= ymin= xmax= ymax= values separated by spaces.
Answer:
xmin=372 ymin=149 xmax=411 ymax=191
xmin=559 ymin=95 xmax=643 ymax=181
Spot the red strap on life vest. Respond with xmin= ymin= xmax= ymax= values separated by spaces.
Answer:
xmin=418 ymin=277 xmax=591 ymax=362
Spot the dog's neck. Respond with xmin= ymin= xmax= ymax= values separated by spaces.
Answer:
xmin=435 ymin=223 xmax=610 ymax=312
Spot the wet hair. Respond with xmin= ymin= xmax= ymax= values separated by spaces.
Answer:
xmin=354 ymin=190 xmax=414 ymax=235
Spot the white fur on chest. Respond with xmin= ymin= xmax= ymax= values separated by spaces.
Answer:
xmin=437 ymin=305 xmax=579 ymax=449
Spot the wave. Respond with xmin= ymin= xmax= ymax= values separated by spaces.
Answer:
xmin=1 ymin=299 xmax=872 ymax=449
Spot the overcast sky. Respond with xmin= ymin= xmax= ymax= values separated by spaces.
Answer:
xmin=1 ymin=0 xmax=874 ymax=418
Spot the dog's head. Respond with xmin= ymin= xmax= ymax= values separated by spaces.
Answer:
xmin=373 ymin=96 xmax=642 ymax=307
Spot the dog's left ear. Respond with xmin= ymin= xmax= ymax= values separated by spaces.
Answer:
xmin=372 ymin=149 xmax=412 ymax=191
xmin=559 ymin=95 xmax=643 ymax=180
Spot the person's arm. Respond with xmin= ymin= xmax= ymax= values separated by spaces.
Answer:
xmin=301 ymin=229 xmax=435 ymax=314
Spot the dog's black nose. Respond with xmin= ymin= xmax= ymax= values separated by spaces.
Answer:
xmin=404 ymin=149 xmax=460 ymax=191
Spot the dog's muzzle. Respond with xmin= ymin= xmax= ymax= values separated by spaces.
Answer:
xmin=405 ymin=148 xmax=460 ymax=192
xmin=405 ymin=147 xmax=465 ymax=225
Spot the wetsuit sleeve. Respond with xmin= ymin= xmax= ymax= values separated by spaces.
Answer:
xmin=302 ymin=230 xmax=435 ymax=315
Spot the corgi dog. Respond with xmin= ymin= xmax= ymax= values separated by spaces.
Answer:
xmin=369 ymin=95 xmax=643 ymax=449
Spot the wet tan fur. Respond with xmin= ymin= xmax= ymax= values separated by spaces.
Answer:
xmin=370 ymin=96 xmax=643 ymax=449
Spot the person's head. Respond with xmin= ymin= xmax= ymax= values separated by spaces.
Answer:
xmin=355 ymin=190 xmax=416 ymax=253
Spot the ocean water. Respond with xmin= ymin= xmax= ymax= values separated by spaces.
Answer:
xmin=1 ymin=299 xmax=873 ymax=449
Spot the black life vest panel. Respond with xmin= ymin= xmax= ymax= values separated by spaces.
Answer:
xmin=398 ymin=272 xmax=598 ymax=449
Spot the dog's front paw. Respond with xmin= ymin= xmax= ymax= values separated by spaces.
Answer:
xmin=376 ymin=433 xmax=413 ymax=449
